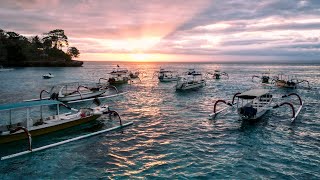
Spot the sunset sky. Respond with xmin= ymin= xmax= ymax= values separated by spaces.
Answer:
xmin=1 ymin=0 xmax=320 ymax=62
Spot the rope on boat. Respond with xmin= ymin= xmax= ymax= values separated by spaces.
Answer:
xmin=1 ymin=122 xmax=133 ymax=161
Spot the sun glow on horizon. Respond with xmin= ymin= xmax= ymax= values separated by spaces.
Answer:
xmin=129 ymin=53 xmax=150 ymax=61
xmin=80 ymin=52 xmax=192 ymax=62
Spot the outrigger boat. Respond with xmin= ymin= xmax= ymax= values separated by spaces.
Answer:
xmin=0 ymin=66 xmax=14 ymax=72
xmin=0 ymin=100 xmax=106 ymax=144
xmin=272 ymin=73 xmax=310 ymax=89
xmin=176 ymin=69 xmax=206 ymax=90
xmin=252 ymin=72 xmax=272 ymax=84
xmin=0 ymin=99 xmax=133 ymax=160
xmin=207 ymin=70 xmax=229 ymax=80
xmin=105 ymin=65 xmax=130 ymax=85
xmin=37 ymin=82 xmax=118 ymax=102
xmin=209 ymin=89 xmax=303 ymax=122
xmin=154 ymin=68 xmax=179 ymax=82
xmin=129 ymin=71 xmax=140 ymax=79
xmin=42 ymin=73 xmax=54 ymax=79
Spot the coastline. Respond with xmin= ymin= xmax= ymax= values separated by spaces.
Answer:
xmin=0 ymin=60 xmax=83 ymax=67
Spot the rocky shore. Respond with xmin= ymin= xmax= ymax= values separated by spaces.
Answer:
xmin=1 ymin=60 xmax=83 ymax=67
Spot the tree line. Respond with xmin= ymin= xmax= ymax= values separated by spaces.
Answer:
xmin=0 ymin=29 xmax=80 ymax=63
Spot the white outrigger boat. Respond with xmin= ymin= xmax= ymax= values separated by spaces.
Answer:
xmin=38 ymin=82 xmax=118 ymax=102
xmin=105 ymin=65 xmax=130 ymax=85
xmin=272 ymin=73 xmax=310 ymax=89
xmin=0 ymin=99 xmax=133 ymax=160
xmin=154 ymin=68 xmax=179 ymax=82
xmin=42 ymin=73 xmax=54 ymax=79
xmin=0 ymin=66 xmax=14 ymax=72
xmin=207 ymin=70 xmax=229 ymax=80
xmin=252 ymin=72 xmax=272 ymax=84
xmin=209 ymin=89 xmax=303 ymax=122
xmin=176 ymin=69 xmax=206 ymax=90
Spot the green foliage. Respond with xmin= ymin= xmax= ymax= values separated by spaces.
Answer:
xmin=0 ymin=28 xmax=78 ymax=64
xmin=42 ymin=29 xmax=68 ymax=49
xmin=67 ymin=47 xmax=80 ymax=58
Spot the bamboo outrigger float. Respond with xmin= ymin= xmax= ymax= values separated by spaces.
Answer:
xmin=209 ymin=89 xmax=304 ymax=122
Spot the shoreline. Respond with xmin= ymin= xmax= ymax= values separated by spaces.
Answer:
xmin=1 ymin=60 xmax=83 ymax=67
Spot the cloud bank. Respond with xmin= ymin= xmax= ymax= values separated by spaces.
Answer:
xmin=1 ymin=0 xmax=320 ymax=61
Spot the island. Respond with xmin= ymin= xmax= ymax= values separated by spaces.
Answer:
xmin=0 ymin=29 xmax=83 ymax=67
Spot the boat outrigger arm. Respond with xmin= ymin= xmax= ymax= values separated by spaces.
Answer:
xmin=209 ymin=92 xmax=304 ymax=122
xmin=1 ymin=108 xmax=133 ymax=161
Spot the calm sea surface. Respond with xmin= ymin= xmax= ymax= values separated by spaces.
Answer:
xmin=0 ymin=62 xmax=319 ymax=179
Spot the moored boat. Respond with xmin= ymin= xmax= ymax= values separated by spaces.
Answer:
xmin=207 ymin=70 xmax=229 ymax=80
xmin=176 ymin=70 xmax=206 ymax=90
xmin=107 ymin=65 xmax=130 ymax=85
xmin=0 ymin=66 xmax=14 ymax=72
xmin=42 ymin=73 xmax=54 ymax=79
xmin=210 ymin=89 xmax=303 ymax=122
xmin=157 ymin=68 xmax=178 ymax=82
xmin=272 ymin=73 xmax=310 ymax=89
xmin=0 ymin=100 xmax=108 ymax=144
xmin=40 ymin=82 xmax=115 ymax=102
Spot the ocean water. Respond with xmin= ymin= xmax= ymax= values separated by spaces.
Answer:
xmin=0 ymin=62 xmax=319 ymax=179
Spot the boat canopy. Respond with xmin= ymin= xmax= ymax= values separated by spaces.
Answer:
xmin=237 ymin=89 xmax=269 ymax=99
xmin=0 ymin=100 xmax=61 ymax=111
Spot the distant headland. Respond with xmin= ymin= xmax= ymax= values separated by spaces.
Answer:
xmin=0 ymin=29 xmax=83 ymax=67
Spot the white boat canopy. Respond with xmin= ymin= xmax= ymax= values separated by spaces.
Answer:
xmin=237 ymin=89 xmax=270 ymax=99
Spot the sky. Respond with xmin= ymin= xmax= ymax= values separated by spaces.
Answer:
xmin=1 ymin=0 xmax=320 ymax=62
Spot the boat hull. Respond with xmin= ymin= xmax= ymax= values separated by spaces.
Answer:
xmin=0 ymin=115 xmax=100 ymax=144
xmin=43 ymin=76 xmax=53 ymax=79
xmin=159 ymin=77 xmax=178 ymax=82
xmin=239 ymin=109 xmax=269 ymax=120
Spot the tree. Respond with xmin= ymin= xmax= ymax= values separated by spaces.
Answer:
xmin=67 ymin=47 xmax=80 ymax=58
xmin=42 ymin=29 xmax=68 ymax=49
xmin=31 ymin=35 xmax=43 ymax=49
